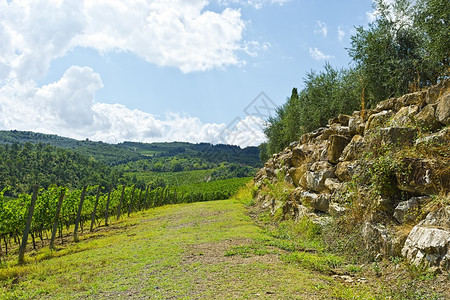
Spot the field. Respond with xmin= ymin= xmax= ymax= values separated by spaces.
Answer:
xmin=0 ymin=196 xmax=378 ymax=299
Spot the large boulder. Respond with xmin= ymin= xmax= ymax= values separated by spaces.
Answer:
xmin=362 ymin=222 xmax=402 ymax=258
xmin=300 ymin=191 xmax=330 ymax=213
xmin=393 ymin=91 xmax=426 ymax=111
xmin=365 ymin=110 xmax=394 ymax=131
xmin=335 ymin=161 xmax=357 ymax=182
xmin=426 ymin=79 xmax=450 ymax=104
xmin=401 ymin=206 xmax=450 ymax=271
xmin=415 ymin=104 xmax=442 ymax=132
xmin=327 ymin=135 xmax=351 ymax=164
xmin=341 ymin=135 xmax=364 ymax=161
xmin=435 ymin=92 xmax=450 ymax=125
xmin=306 ymin=161 xmax=336 ymax=192
xmin=348 ymin=114 xmax=365 ymax=135
xmin=415 ymin=126 xmax=450 ymax=147
xmin=390 ymin=105 xmax=419 ymax=127
xmin=288 ymin=165 xmax=308 ymax=187
xmin=379 ymin=127 xmax=419 ymax=146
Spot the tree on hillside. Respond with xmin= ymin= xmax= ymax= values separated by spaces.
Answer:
xmin=349 ymin=0 xmax=447 ymax=106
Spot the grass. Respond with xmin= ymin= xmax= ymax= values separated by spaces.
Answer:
xmin=0 ymin=197 xmax=379 ymax=299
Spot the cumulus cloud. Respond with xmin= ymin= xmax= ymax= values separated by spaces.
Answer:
xmin=0 ymin=66 xmax=265 ymax=147
xmin=315 ymin=20 xmax=328 ymax=38
xmin=309 ymin=47 xmax=333 ymax=60
xmin=0 ymin=0 xmax=248 ymax=82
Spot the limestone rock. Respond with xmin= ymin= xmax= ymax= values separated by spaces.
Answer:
xmin=329 ymin=203 xmax=346 ymax=217
xmin=306 ymin=161 xmax=335 ymax=192
xmin=379 ymin=127 xmax=419 ymax=146
xmin=327 ymin=135 xmax=351 ymax=164
xmin=348 ymin=115 xmax=365 ymax=135
xmin=375 ymin=98 xmax=396 ymax=112
xmin=402 ymin=208 xmax=450 ymax=271
xmin=426 ymin=79 xmax=450 ymax=104
xmin=393 ymin=197 xmax=423 ymax=224
xmin=415 ymin=104 xmax=441 ymax=131
xmin=362 ymin=222 xmax=400 ymax=257
xmin=435 ymin=92 xmax=450 ymax=125
xmin=394 ymin=91 xmax=426 ymax=111
xmin=365 ymin=110 xmax=394 ymax=132
xmin=338 ymin=114 xmax=351 ymax=126
xmin=335 ymin=161 xmax=357 ymax=182
xmin=341 ymin=135 xmax=364 ymax=161
xmin=290 ymin=147 xmax=307 ymax=167
xmin=288 ymin=165 xmax=308 ymax=187
xmin=300 ymin=192 xmax=330 ymax=213
xmin=321 ymin=124 xmax=350 ymax=140
xmin=415 ymin=127 xmax=450 ymax=147
xmin=391 ymin=105 xmax=419 ymax=127
xmin=324 ymin=178 xmax=342 ymax=192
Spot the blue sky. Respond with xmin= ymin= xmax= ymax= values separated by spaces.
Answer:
xmin=0 ymin=0 xmax=377 ymax=147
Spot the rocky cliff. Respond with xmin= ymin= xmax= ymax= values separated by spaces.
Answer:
xmin=253 ymin=80 xmax=450 ymax=272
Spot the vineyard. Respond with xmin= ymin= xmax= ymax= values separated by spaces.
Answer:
xmin=0 ymin=177 xmax=251 ymax=263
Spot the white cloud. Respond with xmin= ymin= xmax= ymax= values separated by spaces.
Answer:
xmin=217 ymin=0 xmax=291 ymax=9
xmin=338 ymin=26 xmax=345 ymax=42
xmin=0 ymin=67 xmax=265 ymax=147
xmin=0 ymin=0 xmax=248 ymax=81
xmin=309 ymin=48 xmax=333 ymax=60
xmin=315 ymin=20 xmax=328 ymax=38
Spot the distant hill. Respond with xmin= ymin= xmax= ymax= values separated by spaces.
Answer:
xmin=0 ymin=130 xmax=261 ymax=167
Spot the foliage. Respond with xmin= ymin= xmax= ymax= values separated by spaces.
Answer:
xmin=262 ymin=64 xmax=361 ymax=158
xmin=349 ymin=0 xmax=448 ymax=105
xmin=0 ymin=143 xmax=121 ymax=196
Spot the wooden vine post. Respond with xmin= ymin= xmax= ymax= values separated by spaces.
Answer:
xmin=18 ymin=185 xmax=39 ymax=264
xmin=50 ymin=189 xmax=65 ymax=250
xmin=144 ymin=185 xmax=150 ymax=209
xmin=117 ymin=185 xmax=125 ymax=220
xmin=73 ymin=186 xmax=87 ymax=243
xmin=90 ymin=185 xmax=101 ymax=232
xmin=136 ymin=188 xmax=143 ymax=211
xmin=127 ymin=185 xmax=136 ymax=217
xmin=104 ymin=184 xmax=112 ymax=226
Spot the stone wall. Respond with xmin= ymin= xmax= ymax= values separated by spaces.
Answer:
xmin=253 ymin=80 xmax=450 ymax=271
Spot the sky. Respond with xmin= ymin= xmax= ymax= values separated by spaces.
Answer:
xmin=0 ymin=0 xmax=380 ymax=147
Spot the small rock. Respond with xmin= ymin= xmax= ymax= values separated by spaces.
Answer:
xmin=393 ymin=197 xmax=424 ymax=224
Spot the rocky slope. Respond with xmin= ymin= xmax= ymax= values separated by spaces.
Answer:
xmin=253 ymin=80 xmax=450 ymax=272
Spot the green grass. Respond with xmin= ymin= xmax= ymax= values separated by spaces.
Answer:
xmin=0 ymin=198 xmax=378 ymax=299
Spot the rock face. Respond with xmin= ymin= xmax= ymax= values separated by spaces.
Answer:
xmin=253 ymin=80 xmax=450 ymax=272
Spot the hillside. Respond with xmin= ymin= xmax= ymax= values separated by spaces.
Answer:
xmin=0 ymin=131 xmax=261 ymax=168
xmin=253 ymin=80 xmax=450 ymax=280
